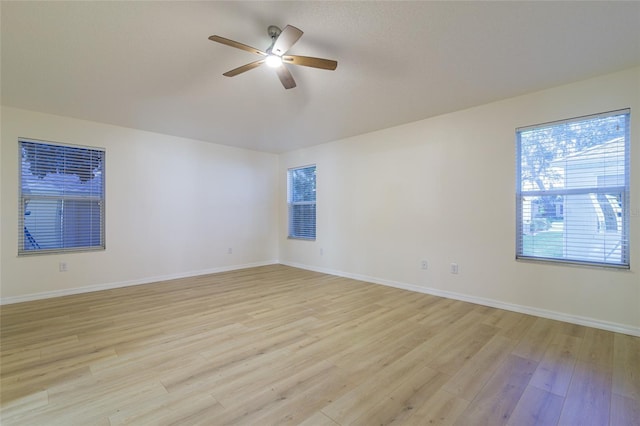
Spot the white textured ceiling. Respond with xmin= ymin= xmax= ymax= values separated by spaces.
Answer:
xmin=2 ymin=1 xmax=639 ymax=153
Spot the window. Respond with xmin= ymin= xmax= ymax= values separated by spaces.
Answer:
xmin=288 ymin=165 xmax=316 ymax=240
xmin=516 ymin=109 xmax=630 ymax=268
xmin=19 ymin=139 xmax=105 ymax=254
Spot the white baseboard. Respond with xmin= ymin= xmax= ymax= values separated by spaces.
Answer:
xmin=4 ymin=260 xmax=638 ymax=337
xmin=281 ymin=261 xmax=640 ymax=337
xmin=0 ymin=260 xmax=279 ymax=305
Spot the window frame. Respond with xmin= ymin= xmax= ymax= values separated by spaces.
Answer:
xmin=18 ymin=138 xmax=106 ymax=255
xmin=515 ymin=109 xmax=630 ymax=268
xmin=287 ymin=164 xmax=316 ymax=241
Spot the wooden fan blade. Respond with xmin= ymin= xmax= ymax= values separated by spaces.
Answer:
xmin=223 ymin=59 xmax=265 ymax=77
xmin=275 ymin=65 xmax=296 ymax=89
xmin=271 ymin=25 xmax=303 ymax=56
xmin=209 ymin=35 xmax=267 ymax=56
xmin=283 ymin=55 xmax=337 ymax=70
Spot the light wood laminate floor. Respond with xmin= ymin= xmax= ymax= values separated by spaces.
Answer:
xmin=1 ymin=265 xmax=638 ymax=425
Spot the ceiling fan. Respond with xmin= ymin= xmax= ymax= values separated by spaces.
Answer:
xmin=209 ymin=25 xmax=337 ymax=89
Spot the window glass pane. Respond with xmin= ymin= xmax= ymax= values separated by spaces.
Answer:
xmin=516 ymin=110 xmax=629 ymax=267
xmin=19 ymin=139 xmax=105 ymax=254
xmin=21 ymin=141 xmax=104 ymax=196
xmin=290 ymin=204 xmax=316 ymax=239
xmin=290 ymin=166 xmax=316 ymax=202
xmin=288 ymin=165 xmax=316 ymax=240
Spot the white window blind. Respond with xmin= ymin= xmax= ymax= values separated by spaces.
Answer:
xmin=516 ymin=109 xmax=630 ymax=268
xmin=19 ymin=139 xmax=105 ymax=255
xmin=288 ymin=165 xmax=316 ymax=240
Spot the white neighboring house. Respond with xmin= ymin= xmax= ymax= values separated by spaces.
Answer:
xmin=552 ymin=137 xmax=626 ymax=264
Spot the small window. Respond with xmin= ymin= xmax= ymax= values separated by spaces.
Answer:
xmin=288 ymin=165 xmax=316 ymax=240
xmin=19 ymin=139 xmax=105 ymax=255
xmin=516 ymin=109 xmax=630 ymax=268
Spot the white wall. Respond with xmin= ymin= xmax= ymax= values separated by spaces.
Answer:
xmin=1 ymin=107 xmax=279 ymax=301
xmin=279 ymin=67 xmax=640 ymax=335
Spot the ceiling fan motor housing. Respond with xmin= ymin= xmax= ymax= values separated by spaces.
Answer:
xmin=267 ymin=25 xmax=282 ymax=40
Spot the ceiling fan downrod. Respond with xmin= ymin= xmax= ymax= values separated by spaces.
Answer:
xmin=266 ymin=25 xmax=281 ymax=55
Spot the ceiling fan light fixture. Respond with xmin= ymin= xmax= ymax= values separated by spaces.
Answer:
xmin=265 ymin=54 xmax=283 ymax=68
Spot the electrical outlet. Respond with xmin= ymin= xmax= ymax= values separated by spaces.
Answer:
xmin=227 ymin=248 xmax=233 ymax=254
xmin=421 ymin=260 xmax=428 ymax=269
xmin=450 ymin=263 xmax=459 ymax=274
xmin=320 ymin=248 xmax=324 ymax=256
xmin=59 ymin=262 xmax=68 ymax=272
